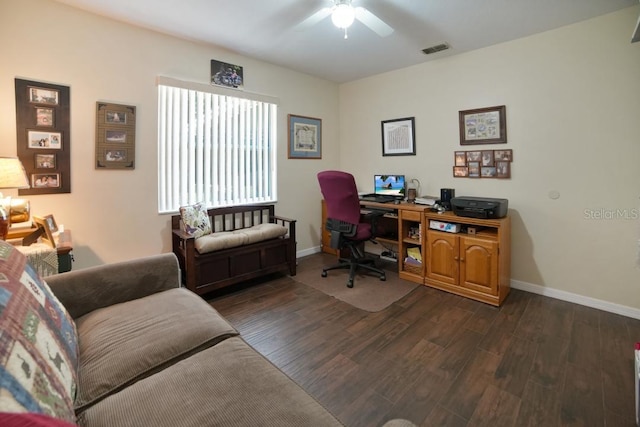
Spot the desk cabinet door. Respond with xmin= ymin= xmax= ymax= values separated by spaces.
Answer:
xmin=459 ymin=236 xmax=498 ymax=296
xmin=426 ymin=231 xmax=458 ymax=286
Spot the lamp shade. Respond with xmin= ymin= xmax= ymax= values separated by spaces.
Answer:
xmin=331 ymin=3 xmax=355 ymax=29
xmin=0 ymin=157 xmax=30 ymax=189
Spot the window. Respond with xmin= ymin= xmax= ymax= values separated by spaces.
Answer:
xmin=157 ymin=77 xmax=278 ymax=213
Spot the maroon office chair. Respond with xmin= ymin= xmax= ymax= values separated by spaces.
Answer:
xmin=317 ymin=170 xmax=386 ymax=288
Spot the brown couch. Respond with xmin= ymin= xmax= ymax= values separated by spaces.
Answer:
xmin=0 ymin=242 xmax=415 ymax=427
xmin=42 ymin=252 xmax=345 ymax=426
xmin=0 ymin=243 xmax=341 ymax=425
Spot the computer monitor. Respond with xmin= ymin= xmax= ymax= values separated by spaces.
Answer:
xmin=374 ymin=175 xmax=405 ymax=198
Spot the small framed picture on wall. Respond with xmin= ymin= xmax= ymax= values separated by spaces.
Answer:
xmin=95 ymin=102 xmax=136 ymax=169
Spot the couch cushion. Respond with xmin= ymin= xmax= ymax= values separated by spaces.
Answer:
xmin=179 ymin=202 xmax=212 ymax=238
xmin=0 ymin=412 xmax=78 ymax=427
xmin=195 ymin=223 xmax=288 ymax=254
xmin=0 ymin=241 xmax=78 ymax=423
xmin=78 ymin=337 xmax=343 ymax=427
xmin=73 ymin=288 xmax=237 ymax=413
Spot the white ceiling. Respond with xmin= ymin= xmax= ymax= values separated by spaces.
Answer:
xmin=52 ymin=0 xmax=638 ymax=83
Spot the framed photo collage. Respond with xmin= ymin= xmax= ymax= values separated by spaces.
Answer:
xmin=454 ymin=149 xmax=513 ymax=179
xmin=15 ymin=78 xmax=71 ymax=195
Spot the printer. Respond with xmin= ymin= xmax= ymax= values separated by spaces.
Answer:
xmin=451 ymin=196 xmax=509 ymax=219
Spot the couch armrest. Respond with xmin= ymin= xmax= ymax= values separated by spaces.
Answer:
xmin=45 ymin=253 xmax=181 ymax=319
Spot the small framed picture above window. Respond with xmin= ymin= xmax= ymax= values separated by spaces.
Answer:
xmin=211 ymin=59 xmax=243 ymax=90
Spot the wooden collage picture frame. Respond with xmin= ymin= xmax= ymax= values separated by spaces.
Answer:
xmin=15 ymin=78 xmax=71 ymax=195
xmin=95 ymin=102 xmax=136 ymax=169
xmin=453 ymin=149 xmax=513 ymax=179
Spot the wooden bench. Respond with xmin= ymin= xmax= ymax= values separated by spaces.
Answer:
xmin=171 ymin=204 xmax=296 ymax=296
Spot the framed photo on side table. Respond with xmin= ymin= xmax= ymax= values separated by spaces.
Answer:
xmin=459 ymin=105 xmax=507 ymax=145
xmin=33 ymin=214 xmax=58 ymax=248
xmin=288 ymin=114 xmax=322 ymax=159
xmin=382 ymin=117 xmax=415 ymax=156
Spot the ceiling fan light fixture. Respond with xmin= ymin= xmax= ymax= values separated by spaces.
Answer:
xmin=331 ymin=3 xmax=356 ymax=29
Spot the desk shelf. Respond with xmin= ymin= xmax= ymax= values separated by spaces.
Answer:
xmin=398 ymin=208 xmax=425 ymax=284
xmin=376 ymin=237 xmax=398 ymax=246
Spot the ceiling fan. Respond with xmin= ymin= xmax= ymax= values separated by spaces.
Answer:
xmin=295 ymin=0 xmax=394 ymax=39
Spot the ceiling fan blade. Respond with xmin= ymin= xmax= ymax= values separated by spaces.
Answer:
xmin=294 ymin=7 xmax=333 ymax=32
xmin=355 ymin=7 xmax=394 ymax=37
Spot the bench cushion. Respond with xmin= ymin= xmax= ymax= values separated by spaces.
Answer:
xmin=195 ymin=223 xmax=288 ymax=254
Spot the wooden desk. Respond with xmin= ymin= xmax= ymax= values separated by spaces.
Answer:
xmin=321 ymin=200 xmax=429 ymax=284
xmin=321 ymin=200 xmax=511 ymax=306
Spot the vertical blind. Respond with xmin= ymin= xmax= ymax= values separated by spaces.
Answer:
xmin=157 ymin=79 xmax=278 ymax=213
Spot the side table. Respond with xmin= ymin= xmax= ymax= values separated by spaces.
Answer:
xmin=56 ymin=230 xmax=73 ymax=273
xmin=11 ymin=229 xmax=74 ymax=275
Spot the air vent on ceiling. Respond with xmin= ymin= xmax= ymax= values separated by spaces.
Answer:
xmin=422 ymin=43 xmax=450 ymax=55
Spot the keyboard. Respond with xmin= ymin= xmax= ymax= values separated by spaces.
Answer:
xmin=359 ymin=194 xmax=397 ymax=203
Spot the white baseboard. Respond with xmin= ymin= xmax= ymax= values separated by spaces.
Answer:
xmin=297 ymin=247 xmax=640 ymax=320
xmin=510 ymin=279 xmax=640 ymax=320
xmin=296 ymin=246 xmax=322 ymax=259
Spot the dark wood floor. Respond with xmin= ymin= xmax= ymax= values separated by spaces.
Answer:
xmin=208 ymin=253 xmax=640 ymax=427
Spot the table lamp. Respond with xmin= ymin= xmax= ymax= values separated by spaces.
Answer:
xmin=0 ymin=157 xmax=30 ymax=240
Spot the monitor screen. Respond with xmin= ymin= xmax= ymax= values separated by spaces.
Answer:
xmin=374 ymin=175 xmax=405 ymax=197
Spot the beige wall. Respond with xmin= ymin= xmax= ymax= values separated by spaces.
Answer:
xmin=0 ymin=0 xmax=340 ymax=267
xmin=2 ymin=0 xmax=639 ymax=314
xmin=339 ymin=7 xmax=640 ymax=313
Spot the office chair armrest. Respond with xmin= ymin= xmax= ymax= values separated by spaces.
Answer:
xmin=325 ymin=218 xmax=357 ymax=237
xmin=325 ymin=218 xmax=357 ymax=250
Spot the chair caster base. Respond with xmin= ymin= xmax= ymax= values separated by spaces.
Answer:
xmin=380 ymin=275 xmax=386 ymax=281
xmin=347 ymin=280 xmax=354 ymax=288
xmin=321 ymin=271 xmax=327 ymax=277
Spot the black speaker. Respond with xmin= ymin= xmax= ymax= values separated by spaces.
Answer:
xmin=440 ymin=188 xmax=455 ymax=202
xmin=439 ymin=188 xmax=455 ymax=210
